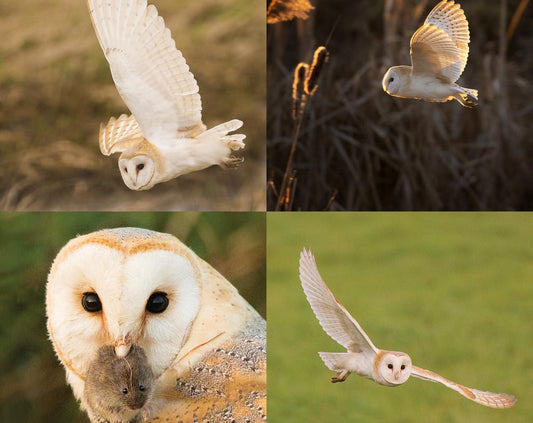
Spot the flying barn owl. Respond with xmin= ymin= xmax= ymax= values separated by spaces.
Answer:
xmin=87 ymin=0 xmax=246 ymax=190
xmin=298 ymin=249 xmax=516 ymax=409
xmin=46 ymin=228 xmax=266 ymax=422
xmin=382 ymin=0 xmax=478 ymax=107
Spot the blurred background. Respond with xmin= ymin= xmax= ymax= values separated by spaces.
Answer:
xmin=0 ymin=212 xmax=265 ymax=422
xmin=0 ymin=0 xmax=265 ymax=211
xmin=267 ymin=212 xmax=532 ymax=422
xmin=268 ymin=0 xmax=533 ymax=210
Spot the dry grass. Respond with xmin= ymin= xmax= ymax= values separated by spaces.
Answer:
xmin=268 ymin=0 xmax=533 ymax=210
xmin=0 ymin=0 xmax=265 ymax=210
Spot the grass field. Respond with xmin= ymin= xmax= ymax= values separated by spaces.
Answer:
xmin=267 ymin=212 xmax=532 ymax=422
xmin=0 ymin=0 xmax=265 ymax=210
xmin=0 ymin=212 xmax=265 ymax=422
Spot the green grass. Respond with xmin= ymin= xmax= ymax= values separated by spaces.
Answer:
xmin=267 ymin=212 xmax=532 ymax=422
xmin=0 ymin=212 xmax=265 ymax=422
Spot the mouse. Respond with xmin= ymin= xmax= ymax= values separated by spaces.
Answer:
xmin=83 ymin=345 xmax=154 ymax=423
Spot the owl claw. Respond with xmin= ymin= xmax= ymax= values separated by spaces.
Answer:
xmin=331 ymin=371 xmax=348 ymax=383
xmin=224 ymin=156 xmax=244 ymax=169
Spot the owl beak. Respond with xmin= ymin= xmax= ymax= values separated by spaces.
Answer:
xmin=115 ymin=342 xmax=131 ymax=357
xmin=393 ymin=370 xmax=401 ymax=381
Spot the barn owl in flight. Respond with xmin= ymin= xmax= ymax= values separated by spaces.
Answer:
xmin=382 ymin=1 xmax=478 ymax=107
xmin=87 ymin=0 xmax=246 ymax=190
xmin=46 ymin=228 xmax=266 ymax=422
xmin=299 ymin=249 xmax=516 ymax=409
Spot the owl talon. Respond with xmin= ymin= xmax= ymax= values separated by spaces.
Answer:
xmin=224 ymin=156 xmax=244 ymax=169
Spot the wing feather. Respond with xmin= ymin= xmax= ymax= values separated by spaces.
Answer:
xmin=299 ymin=249 xmax=378 ymax=354
xmin=87 ymin=0 xmax=203 ymax=145
xmin=410 ymin=0 xmax=470 ymax=82
xmin=411 ymin=365 xmax=517 ymax=409
xmin=99 ymin=114 xmax=143 ymax=155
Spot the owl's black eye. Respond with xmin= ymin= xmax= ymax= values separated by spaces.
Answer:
xmin=389 ymin=77 xmax=394 ymax=83
xmin=401 ymin=365 xmax=406 ymax=370
xmin=124 ymin=167 xmax=128 ymax=173
xmin=146 ymin=292 xmax=169 ymax=314
xmin=122 ymin=388 xmax=128 ymax=395
xmin=136 ymin=163 xmax=145 ymax=171
xmin=82 ymin=292 xmax=102 ymax=312
xmin=387 ymin=364 xmax=393 ymax=369
xmin=139 ymin=385 xmax=145 ymax=392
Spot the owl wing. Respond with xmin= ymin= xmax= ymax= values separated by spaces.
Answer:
xmin=87 ymin=0 xmax=204 ymax=146
xmin=299 ymin=249 xmax=379 ymax=354
xmin=410 ymin=0 xmax=470 ymax=83
xmin=411 ymin=365 xmax=517 ymax=409
xmin=99 ymin=114 xmax=143 ymax=155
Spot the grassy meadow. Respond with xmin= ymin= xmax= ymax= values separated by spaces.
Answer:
xmin=268 ymin=0 xmax=533 ymax=210
xmin=0 ymin=212 xmax=265 ymax=422
xmin=0 ymin=0 xmax=265 ymax=210
xmin=267 ymin=212 xmax=532 ymax=422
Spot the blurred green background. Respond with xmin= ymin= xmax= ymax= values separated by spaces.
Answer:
xmin=0 ymin=0 xmax=265 ymax=210
xmin=0 ymin=212 xmax=265 ymax=422
xmin=267 ymin=212 xmax=532 ymax=422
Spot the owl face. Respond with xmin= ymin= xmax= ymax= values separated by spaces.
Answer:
xmin=377 ymin=351 xmax=412 ymax=385
xmin=118 ymin=154 xmax=156 ymax=190
xmin=382 ymin=67 xmax=404 ymax=96
xmin=47 ymin=229 xmax=202 ymax=393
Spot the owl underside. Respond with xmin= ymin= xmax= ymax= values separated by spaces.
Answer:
xmin=148 ymin=316 xmax=266 ymax=423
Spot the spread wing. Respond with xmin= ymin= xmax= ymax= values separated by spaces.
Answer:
xmin=299 ymin=249 xmax=378 ymax=354
xmin=87 ymin=0 xmax=204 ymax=146
xmin=411 ymin=365 xmax=517 ymax=409
xmin=410 ymin=0 xmax=470 ymax=83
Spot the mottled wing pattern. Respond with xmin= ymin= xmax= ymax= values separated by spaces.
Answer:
xmin=87 ymin=0 xmax=203 ymax=145
xmin=411 ymin=365 xmax=517 ymax=409
xmin=410 ymin=0 xmax=470 ymax=82
xmin=99 ymin=114 xmax=143 ymax=155
xmin=299 ymin=249 xmax=379 ymax=354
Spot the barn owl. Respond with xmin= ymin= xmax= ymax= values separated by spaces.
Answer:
xmin=46 ymin=228 xmax=266 ymax=422
xmin=382 ymin=0 xmax=478 ymax=107
xmin=298 ymin=249 xmax=516 ymax=409
xmin=87 ymin=0 xmax=246 ymax=190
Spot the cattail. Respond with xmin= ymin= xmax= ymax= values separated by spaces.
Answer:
xmin=292 ymin=63 xmax=309 ymax=120
xmin=304 ymin=46 xmax=328 ymax=95
xmin=267 ymin=0 xmax=314 ymax=24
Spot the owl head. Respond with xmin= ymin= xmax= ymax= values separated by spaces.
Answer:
xmin=382 ymin=66 xmax=409 ymax=96
xmin=375 ymin=351 xmax=412 ymax=386
xmin=46 ymin=227 xmax=258 ymax=403
xmin=118 ymin=141 xmax=161 ymax=190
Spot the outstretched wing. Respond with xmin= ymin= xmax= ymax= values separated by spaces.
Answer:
xmin=299 ymin=249 xmax=378 ymax=354
xmin=411 ymin=365 xmax=517 ymax=409
xmin=87 ymin=0 xmax=203 ymax=145
xmin=410 ymin=0 xmax=470 ymax=83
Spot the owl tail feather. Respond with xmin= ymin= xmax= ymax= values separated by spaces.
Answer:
xmin=455 ymin=87 xmax=478 ymax=108
xmin=197 ymin=119 xmax=246 ymax=150
xmin=318 ymin=352 xmax=347 ymax=371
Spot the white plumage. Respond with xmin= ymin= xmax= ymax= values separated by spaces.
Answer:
xmin=382 ymin=0 xmax=478 ymax=107
xmin=87 ymin=0 xmax=245 ymax=190
xmin=299 ymin=248 xmax=516 ymax=409
xmin=46 ymin=228 xmax=266 ymax=422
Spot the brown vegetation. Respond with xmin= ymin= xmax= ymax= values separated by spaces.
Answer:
xmin=268 ymin=0 xmax=533 ymax=210
xmin=0 ymin=0 xmax=265 ymax=211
